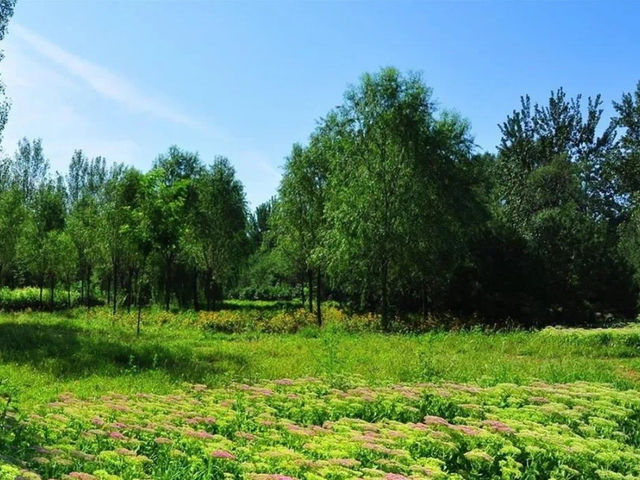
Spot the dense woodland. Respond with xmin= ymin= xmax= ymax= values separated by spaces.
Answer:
xmin=2 ymin=4 xmax=640 ymax=329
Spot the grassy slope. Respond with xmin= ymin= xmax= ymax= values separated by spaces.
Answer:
xmin=1 ymin=308 xmax=640 ymax=409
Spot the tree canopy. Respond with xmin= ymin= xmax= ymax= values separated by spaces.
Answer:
xmin=0 ymin=58 xmax=639 ymax=328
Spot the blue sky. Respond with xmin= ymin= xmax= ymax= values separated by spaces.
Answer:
xmin=1 ymin=1 xmax=639 ymax=207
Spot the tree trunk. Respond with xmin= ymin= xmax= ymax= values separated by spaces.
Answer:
xmin=205 ymin=269 xmax=212 ymax=310
xmin=68 ymin=281 xmax=71 ymax=308
xmin=50 ymin=277 xmax=55 ymax=312
xmin=164 ymin=259 xmax=171 ymax=311
xmin=193 ymin=270 xmax=199 ymax=311
xmin=112 ymin=261 xmax=117 ymax=315
xmin=316 ymin=269 xmax=322 ymax=327
xmin=382 ymin=261 xmax=389 ymax=332
xmin=307 ymin=269 xmax=313 ymax=313
xmin=107 ymin=276 xmax=111 ymax=305
xmin=86 ymin=267 xmax=91 ymax=310
xmin=421 ymin=280 xmax=428 ymax=322
xmin=80 ymin=277 xmax=84 ymax=305
xmin=127 ymin=268 xmax=132 ymax=313
xmin=300 ymin=280 xmax=305 ymax=307
xmin=137 ymin=270 xmax=142 ymax=336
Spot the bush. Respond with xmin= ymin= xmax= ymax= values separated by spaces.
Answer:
xmin=0 ymin=287 xmax=86 ymax=311
xmin=194 ymin=305 xmax=388 ymax=334
xmin=197 ymin=308 xmax=317 ymax=334
xmin=230 ymin=284 xmax=298 ymax=301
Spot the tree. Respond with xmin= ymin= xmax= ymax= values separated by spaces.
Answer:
xmin=248 ymin=197 xmax=275 ymax=251
xmin=66 ymin=155 xmax=107 ymax=305
xmin=101 ymin=166 xmax=143 ymax=314
xmin=497 ymin=89 xmax=619 ymax=223
xmin=613 ymin=81 xmax=640 ymax=200
xmin=57 ymin=230 xmax=78 ymax=308
xmin=189 ymin=157 xmax=248 ymax=309
xmin=40 ymin=230 xmax=77 ymax=310
xmin=323 ymin=67 xmax=473 ymax=329
xmin=144 ymin=167 xmax=188 ymax=310
xmin=496 ymin=88 xmax=635 ymax=324
xmin=0 ymin=186 xmax=24 ymax=287
xmin=273 ymin=137 xmax=329 ymax=324
xmin=11 ymin=138 xmax=50 ymax=205
xmin=616 ymin=82 xmax=640 ymax=304
xmin=18 ymin=179 xmax=66 ymax=307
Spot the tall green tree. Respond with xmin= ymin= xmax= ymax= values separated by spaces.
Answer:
xmin=11 ymin=138 xmax=50 ymax=204
xmin=496 ymin=88 xmax=634 ymax=323
xmin=101 ymin=166 xmax=143 ymax=314
xmin=0 ymin=185 xmax=23 ymax=286
xmin=273 ymin=137 xmax=329 ymax=324
xmin=189 ymin=157 xmax=248 ymax=309
xmin=615 ymin=82 xmax=640 ymax=301
xmin=18 ymin=179 xmax=66 ymax=307
xmin=66 ymin=154 xmax=107 ymax=305
xmin=613 ymin=81 xmax=640 ymax=199
xmin=248 ymin=197 xmax=275 ymax=251
xmin=144 ymin=167 xmax=188 ymax=310
xmin=323 ymin=67 xmax=473 ymax=329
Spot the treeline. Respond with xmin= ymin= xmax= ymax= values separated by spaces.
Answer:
xmin=2 ymin=65 xmax=640 ymax=327
xmin=254 ymin=69 xmax=640 ymax=328
xmin=0 ymin=145 xmax=249 ymax=313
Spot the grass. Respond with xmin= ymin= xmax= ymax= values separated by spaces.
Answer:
xmin=1 ymin=308 xmax=640 ymax=409
xmin=3 ymin=307 xmax=640 ymax=479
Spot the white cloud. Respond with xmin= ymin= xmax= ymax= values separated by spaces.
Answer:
xmin=0 ymin=24 xmax=280 ymax=206
xmin=11 ymin=24 xmax=206 ymax=131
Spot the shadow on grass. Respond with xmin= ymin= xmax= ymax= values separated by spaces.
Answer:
xmin=0 ymin=322 xmax=249 ymax=381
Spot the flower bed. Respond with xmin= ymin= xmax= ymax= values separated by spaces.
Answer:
xmin=4 ymin=379 xmax=640 ymax=479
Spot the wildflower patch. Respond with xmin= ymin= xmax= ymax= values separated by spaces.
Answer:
xmin=4 ymin=379 xmax=640 ymax=479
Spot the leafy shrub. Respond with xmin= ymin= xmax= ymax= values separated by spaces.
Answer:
xmin=194 ymin=306 xmax=383 ymax=334
xmin=0 ymin=287 xmax=100 ymax=311
xmin=197 ymin=308 xmax=317 ymax=334
xmin=231 ymin=284 xmax=299 ymax=301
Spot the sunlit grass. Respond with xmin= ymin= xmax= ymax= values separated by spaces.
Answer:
xmin=1 ymin=308 xmax=639 ymax=409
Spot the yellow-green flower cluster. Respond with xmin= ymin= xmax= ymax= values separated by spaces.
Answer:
xmin=5 ymin=379 xmax=640 ymax=479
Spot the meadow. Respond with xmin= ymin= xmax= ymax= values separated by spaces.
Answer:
xmin=2 ymin=305 xmax=640 ymax=478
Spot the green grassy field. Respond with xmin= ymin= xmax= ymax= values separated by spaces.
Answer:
xmin=2 ymin=308 xmax=640 ymax=479
xmin=1 ymin=308 xmax=640 ymax=407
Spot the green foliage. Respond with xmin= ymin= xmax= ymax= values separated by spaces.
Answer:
xmin=0 ymin=287 xmax=83 ymax=311
xmin=613 ymin=81 xmax=640 ymax=197
xmin=231 ymin=284 xmax=298 ymax=302
xmin=2 ymin=68 xmax=640 ymax=327
xmin=0 ymin=186 xmax=24 ymax=284
xmin=189 ymin=157 xmax=249 ymax=307
xmin=487 ymin=88 xmax=637 ymax=324
xmin=316 ymin=68 xmax=478 ymax=328
xmin=248 ymin=198 xmax=275 ymax=251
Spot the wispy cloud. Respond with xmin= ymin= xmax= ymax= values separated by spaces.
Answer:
xmin=11 ymin=24 xmax=205 ymax=131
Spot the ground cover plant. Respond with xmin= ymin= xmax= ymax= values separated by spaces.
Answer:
xmin=2 ymin=309 xmax=640 ymax=478
xmin=4 ymin=378 xmax=640 ymax=479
